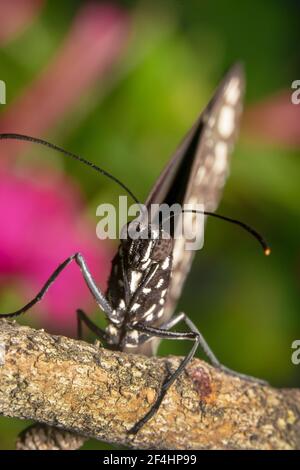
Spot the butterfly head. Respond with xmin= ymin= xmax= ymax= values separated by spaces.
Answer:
xmin=120 ymin=221 xmax=173 ymax=269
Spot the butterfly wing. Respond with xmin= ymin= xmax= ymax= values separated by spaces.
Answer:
xmin=141 ymin=64 xmax=245 ymax=354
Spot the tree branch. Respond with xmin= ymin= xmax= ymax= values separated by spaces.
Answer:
xmin=0 ymin=319 xmax=299 ymax=450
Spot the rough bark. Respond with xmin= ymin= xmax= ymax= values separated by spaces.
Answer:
xmin=0 ymin=319 xmax=299 ymax=450
xmin=15 ymin=423 xmax=86 ymax=450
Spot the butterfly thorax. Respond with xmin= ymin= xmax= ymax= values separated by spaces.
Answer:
xmin=105 ymin=223 xmax=173 ymax=350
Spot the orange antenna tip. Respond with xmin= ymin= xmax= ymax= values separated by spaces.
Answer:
xmin=264 ymin=247 xmax=271 ymax=256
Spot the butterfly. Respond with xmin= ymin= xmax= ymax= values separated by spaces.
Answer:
xmin=0 ymin=63 xmax=268 ymax=435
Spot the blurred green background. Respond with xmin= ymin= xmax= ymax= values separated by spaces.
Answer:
xmin=0 ymin=0 xmax=299 ymax=449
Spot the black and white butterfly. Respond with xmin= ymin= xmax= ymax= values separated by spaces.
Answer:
xmin=0 ymin=64 xmax=268 ymax=434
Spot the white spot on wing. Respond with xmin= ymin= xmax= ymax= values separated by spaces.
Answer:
xmin=128 ymin=330 xmax=139 ymax=341
xmin=129 ymin=271 xmax=142 ymax=293
xmin=143 ymin=287 xmax=151 ymax=294
xmin=131 ymin=303 xmax=140 ymax=312
xmin=110 ymin=310 xmax=122 ymax=326
xmin=106 ymin=324 xmax=119 ymax=340
xmin=172 ymin=237 xmax=186 ymax=267
xmin=143 ymin=304 xmax=156 ymax=319
xmin=205 ymin=154 xmax=215 ymax=169
xmin=156 ymin=278 xmax=164 ymax=289
xmin=161 ymin=257 xmax=170 ymax=270
xmin=225 ymin=77 xmax=240 ymax=105
xmin=141 ymin=259 xmax=151 ymax=270
xmin=157 ymin=308 xmax=164 ymax=318
xmin=218 ymin=105 xmax=235 ymax=138
xmin=214 ymin=141 xmax=228 ymax=173
xmin=141 ymin=241 xmax=153 ymax=262
xmin=151 ymin=228 xmax=159 ymax=239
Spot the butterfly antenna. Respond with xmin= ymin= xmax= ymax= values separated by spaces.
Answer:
xmin=0 ymin=133 xmax=141 ymax=206
xmin=169 ymin=209 xmax=271 ymax=256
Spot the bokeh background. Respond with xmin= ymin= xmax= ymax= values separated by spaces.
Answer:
xmin=0 ymin=0 xmax=299 ymax=450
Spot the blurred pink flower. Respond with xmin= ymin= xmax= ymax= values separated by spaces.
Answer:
xmin=243 ymin=90 xmax=300 ymax=148
xmin=0 ymin=168 xmax=112 ymax=334
xmin=0 ymin=0 xmax=44 ymax=45
xmin=0 ymin=3 xmax=130 ymax=333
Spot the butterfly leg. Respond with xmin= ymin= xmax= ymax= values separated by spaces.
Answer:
xmin=76 ymin=308 xmax=107 ymax=342
xmin=162 ymin=312 xmax=267 ymax=386
xmin=129 ymin=312 xmax=267 ymax=434
xmin=127 ymin=317 xmax=200 ymax=434
xmin=158 ymin=311 xmax=186 ymax=329
xmin=159 ymin=311 xmax=232 ymax=368
xmin=0 ymin=253 xmax=113 ymax=319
